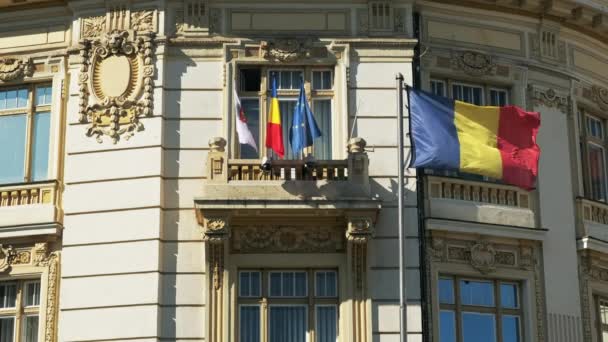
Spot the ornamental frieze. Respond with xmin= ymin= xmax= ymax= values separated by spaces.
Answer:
xmin=0 ymin=57 xmax=33 ymax=82
xmin=232 ymin=225 xmax=345 ymax=253
xmin=78 ymin=30 xmax=156 ymax=143
xmin=451 ymin=51 xmax=497 ymax=76
xmin=261 ymin=39 xmax=313 ymax=62
xmin=528 ymin=85 xmax=569 ymax=114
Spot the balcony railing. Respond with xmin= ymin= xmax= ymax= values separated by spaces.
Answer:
xmin=427 ymin=176 xmax=531 ymax=209
xmin=426 ymin=175 xmax=536 ymax=228
xmin=0 ymin=181 xmax=58 ymax=207
xmin=205 ymin=137 xmax=369 ymax=187
xmin=578 ymin=198 xmax=608 ymax=226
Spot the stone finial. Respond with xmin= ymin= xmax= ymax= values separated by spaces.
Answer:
xmin=208 ymin=137 xmax=227 ymax=152
xmin=348 ymin=137 xmax=367 ymax=154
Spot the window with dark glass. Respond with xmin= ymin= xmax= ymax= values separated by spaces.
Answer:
xmin=236 ymin=67 xmax=333 ymax=160
xmin=238 ymin=269 xmax=338 ymax=342
xmin=0 ymin=280 xmax=41 ymax=342
xmin=0 ymin=85 xmax=52 ymax=184
xmin=597 ymin=297 xmax=608 ymax=341
xmin=439 ymin=276 xmax=522 ymax=342
xmin=580 ymin=110 xmax=608 ymax=202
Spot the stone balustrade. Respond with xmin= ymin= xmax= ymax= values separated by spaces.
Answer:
xmin=0 ymin=181 xmax=58 ymax=207
xmin=578 ymin=198 xmax=608 ymax=226
xmin=206 ymin=136 xmax=369 ymax=187
xmin=427 ymin=176 xmax=531 ymax=209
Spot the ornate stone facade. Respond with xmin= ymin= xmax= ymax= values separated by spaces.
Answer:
xmin=0 ymin=57 xmax=33 ymax=82
xmin=450 ymin=51 xmax=497 ymax=77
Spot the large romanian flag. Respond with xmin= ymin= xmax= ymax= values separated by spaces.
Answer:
xmin=265 ymin=75 xmax=285 ymax=158
xmin=409 ymin=88 xmax=540 ymax=190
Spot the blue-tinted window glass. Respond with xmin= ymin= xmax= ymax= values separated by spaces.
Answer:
xmin=460 ymin=280 xmax=494 ymax=307
xmin=250 ymin=272 xmax=260 ymax=297
xmin=325 ymin=271 xmax=336 ymax=297
xmin=316 ymin=306 xmax=337 ymax=342
xmin=5 ymin=90 xmax=17 ymax=109
xmin=439 ymin=278 xmax=454 ymax=304
xmin=439 ymin=310 xmax=456 ymax=342
xmin=312 ymin=71 xmax=332 ymax=90
xmin=0 ymin=92 xmax=5 ymax=110
xmin=502 ymin=315 xmax=521 ymax=342
xmin=270 ymin=273 xmax=281 ymax=297
xmin=31 ymin=112 xmax=51 ymax=181
xmin=240 ymin=306 xmax=260 ymax=342
xmin=17 ymin=89 xmax=28 ymax=107
xmin=500 ymin=283 xmax=518 ymax=309
xmin=0 ymin=115 xmax=27 ymax=183
xmin=490 ymin=89 xmax=509 ymax=106
xmin=312 ymin=100 xmax=332 ymax=160
xmin=240 ymin=99 xmax=260 ymax=159
xmin=279 ymin=100 xmax=297 ymax=160
xmin=315 ymin=271 xmax=336 ymax=297
xmin=294 ymin=272 xmax=306 ymax=297
xmin=0 ymin=317 xmax=14 ymax=342
xmin=269 ymin=306 xmax=306 ymax=342
xmin=36 ymin=85 xmax=52 ymax=106
xmin=316 ymin=272 xmax=326 ymax=297
xmin=282 ymin=272 xmax=294 ymax=296
xmin=240 ymin=272 xmax=251 ymax=297
xmin=462 ymin=312 xmax=496 ymax=342
xmin=431 ymin=80 xmax=445 ymax=97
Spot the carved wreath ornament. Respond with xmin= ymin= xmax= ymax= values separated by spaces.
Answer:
xmin=79 ymin=30 xmax=155 ymax=143
xmin=0 ymin=57 xmax=33 ymax=82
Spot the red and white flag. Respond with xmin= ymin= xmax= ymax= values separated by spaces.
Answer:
xmin=234 ymin=88 xmax=258 ymax=152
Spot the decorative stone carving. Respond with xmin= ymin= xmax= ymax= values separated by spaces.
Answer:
xmin=11 ymin=251 xmax=31 ymax=265
xmin=232 ymin=225 xmax=344 ymax=253
xmin=261 ymin=39 xmax=312 ymax=62
xmin=43 ymin=252 xmax=59 ymax=342
xmin=202 ymin=216 xmax=230 ymax=243
xmin=451 ymin=51 xmax=497 ymax=77
xmin=0 ymin=245 xmax=15 ymax=272
xmin=209 ymin=8 xmax=222 ymax=33
xmin=470 ymin=241 xmax=496 ymax=274
xmin=0 ymin=57 xmax=33 ymax=82
xmin=357 ymin=9 xmax=369 ymax=35
xmin=33 ymin=242 xmax=49 ymax=266
xmin=590 ymin=85 xmax=608 ymax=111
xmin=346 ymin=217 xmax=374 ymax=244
xmin=131 ymin=11 xmax=155 ymax=32
xmin=348 ymin=137 xmax=367 ymax=154
xmin=82 ymin=16 xmax=106 ymax=38
xmin=78 ymin=30 xmax=156 ymax=143
xmin=528 ymin=85 xmax=569 ymax=114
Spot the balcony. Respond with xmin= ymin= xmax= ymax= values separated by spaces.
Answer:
xmin=0 ymin=181 xmax=62 ymax=238
xmin=576 ymin=198 xmax=608 ymax=253
xmin=425 ymin=176 xmax=543 ymax=240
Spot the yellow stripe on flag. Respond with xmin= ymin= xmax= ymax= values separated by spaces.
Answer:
xmin=269 ymin=98 xmax=281 ymax=124
xmin=454 ymin=101 xmax=503 ymax=179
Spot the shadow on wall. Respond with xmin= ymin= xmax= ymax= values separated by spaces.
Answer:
xmin=159 ymin=50 xmax=207 ymax=340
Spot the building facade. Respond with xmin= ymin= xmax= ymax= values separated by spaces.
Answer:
xmin=0 ymin=0 xmax=607 ymax=341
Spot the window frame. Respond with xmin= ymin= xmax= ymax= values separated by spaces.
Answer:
xmin=237 ymin=268 xmax=339 ymax=342
xmin=0 ymin=279 xmax=41 ymax=342
xmin=235 ymin=66 xmax=335 ymax=160
xmin=596 ymin=296 xmax=608 ymax=341
xmin=438 ymin=275 xmax=524 ymax=342
xmin=429 ymin=78 xmax=511 ymax=107
xmin=580 ymin=109 xmax=608 ymax=202
xmin=0 ymin=83 xmax=53 ymax=185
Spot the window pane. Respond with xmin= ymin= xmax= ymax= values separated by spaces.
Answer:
xmin=439 ymin=278 xmax=454 ymax=304
xmin=0 ymin=114 xmax=27 ymax=183
xmin=0 ymin=317 xmax=14 ymax=342
xmin=462 ymin=312 xmax=496 ymax=342
xmin=294 ymin=272 xmax=306 ymax=297
xmin=0 ymin=91 xmax=6 ymax=110
xmin=453 ymin=84 xmax=483 ymax=105
xmin=313 ymin=72 xmax=322 ymax=90
xmin=460 ymin=280 xmax=494 ymax=306
xmin=312 ymin=100 xmax=331 ymax=159
xmin=316 ymin=306 xmax=337 ymax=342
xmin=6 ymin=90 xmax=17 ymax=109
xmin=439 ymin=310 xmax=456 ymax=342
xmin=23 ymin=316 xmax=38 ymax=342
xmin=500 ymin=283 xmax=518 ymax=308
xmin=490 ymin=89 xmax=508 ymax=106
xmin=502 ymin=315 xmax=520 ymax=342
xmin=316 ymin=272 xmax=326 ymax=297
xmin=269 ymin=306 xmax=306 ymax=342
xmin=279 ymin=100 xmax=297 ymax=159
xmin=588 ymin=144 xmax=607 ymax=201
xmin=270 ymin=273 xmax=282 ymax=297
xmin=240 ymin=272 xmax=251 ymax=297
xmin=31 ymin=112 xmax=51 ymax=181
xmin=240 ymin=69 xmax=261 ymax=92
xmin=240 ymin=306 xmax=260 ymax=342
xmin=316 ymin=271 xmax=336 ymax=297
xmin=325 ymin=271 xmax=336 ymax=297
xmin=240 ymin=99 xmax=260 ymax=159
xmin=431 ymin=80 xmax=445 ymax=97
xmin=250 ymin=272 xmax=260 ymax=297
xmin=17 ymin=89 xmax=28 ymax=108
xmin=587 ymin=116 xmax=604 ymax=139
xmin=25 ymin=281 xmax=41 ymax=307
xmin=282 ymin=272 xmax=294 ymax=296
xmin=600 ymin=300 xmax=608 ymax=324
xmin=0 ymin=284 xmax=16 ymax=308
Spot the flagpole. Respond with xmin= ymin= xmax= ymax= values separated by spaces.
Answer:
xmin=396 ymin=73 xmax=408 ymax=342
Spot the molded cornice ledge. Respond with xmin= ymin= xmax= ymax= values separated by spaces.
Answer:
xmin=168 ymin=36 xmax=241 ymax=46
xmin=331 ymin=37 xmax=418 ymax=48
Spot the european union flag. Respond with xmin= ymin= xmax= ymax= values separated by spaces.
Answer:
xmin=290 ymin=82 xmax=322 ymax=156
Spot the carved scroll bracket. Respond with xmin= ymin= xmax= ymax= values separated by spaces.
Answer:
xmin=346 ymin=216 xmax=375 ymax=244
xmin=0 ymin=57 xmax=34 ymax=82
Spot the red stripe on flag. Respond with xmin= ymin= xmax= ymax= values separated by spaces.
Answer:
xmin=497 ymin=106 xmax=541 ymax=190
xmin=265 ymin=122 xmax=285 ymax=158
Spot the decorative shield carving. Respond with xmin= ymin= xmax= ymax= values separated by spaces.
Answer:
xmin=451 ymin=51 xmax=497 ymax=76
xmin=261 ymin=39 xmax=312 ymax=62
xmin=470 ymin=241 xmax=496 ymax=274
xmin=78 ymin=30 xmax=155 ymax=143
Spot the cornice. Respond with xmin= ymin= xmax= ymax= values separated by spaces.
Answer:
xmin=168 ymin=37 xmax=241 ymax=47
xmin=331 ymin=37 xmax=418 ymax=47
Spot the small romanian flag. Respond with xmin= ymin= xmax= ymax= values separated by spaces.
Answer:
xmin=265 ymin=75 xmax=285 ymax=158
xmin=408 ymin=88 xmax=540 ymax=190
